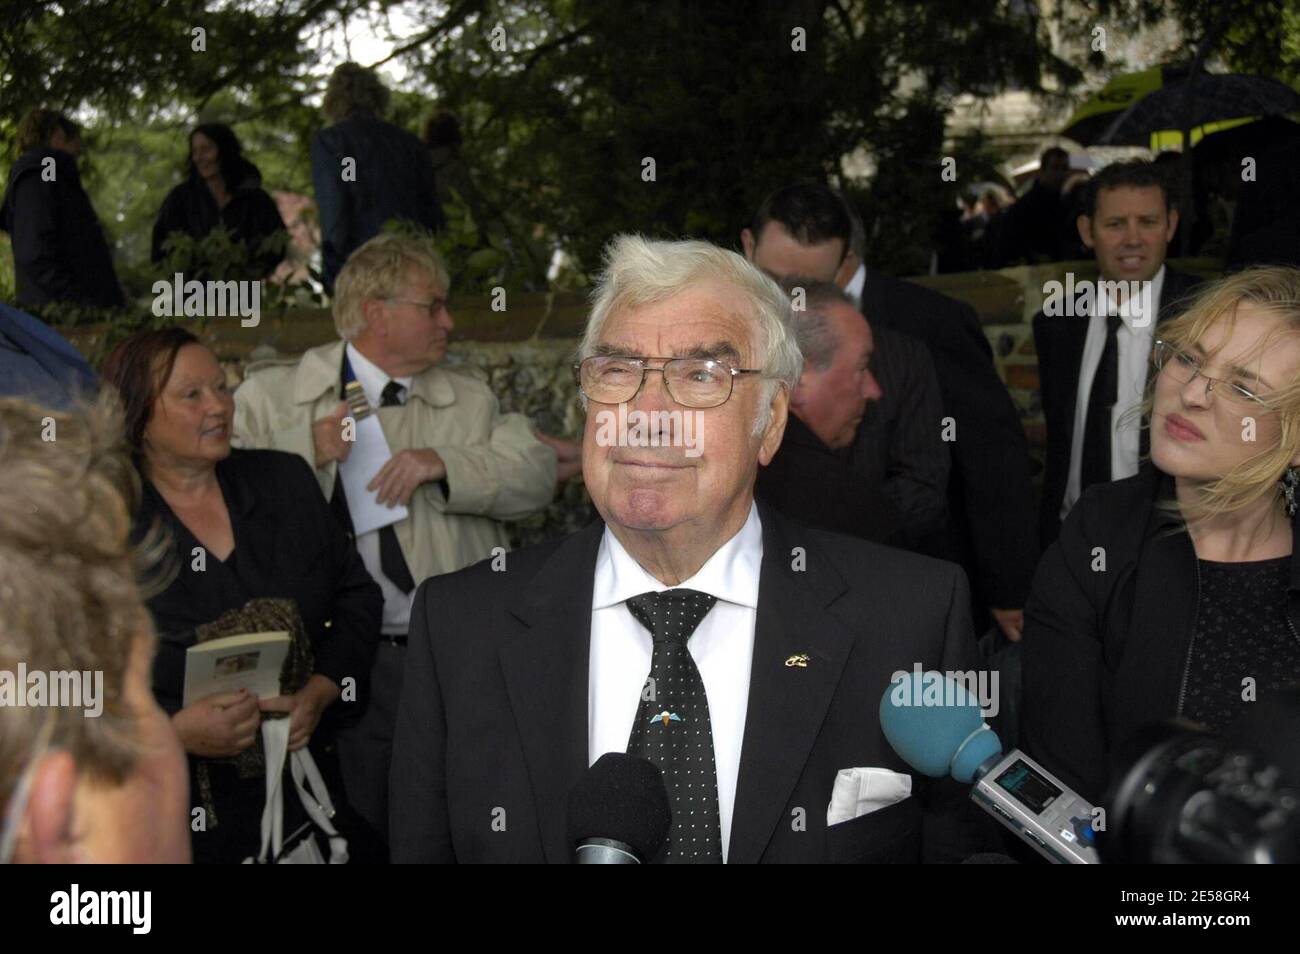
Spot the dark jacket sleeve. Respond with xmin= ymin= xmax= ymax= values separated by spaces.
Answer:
xmin=1031 ymin=308 xmax=1060 ymax=543
xmin=310 ymin=131 xmax=347 ymax=290
xmin=938 ymin=299 xmax=1039 ymax=608
xmin=875 ymin=328 xmax=950 ymax=542
xmin=10 ymin=171 xmax=77 ymax=301
xmin=390 ymin=575 xmax=454 ymax=862
xmin=920 ymin=561 xmax=1004 ymax=862
xmin=151 ymin=185 xmax=184 ymax=264
xmin=241 ymin=188 xmax=288 ymax=278
xmin=286 ymin=454 xmax=382 ymax=689
xmin=755 ymin=432 xmax=897 ymax=543
xmin=414 ymin=141 xmax=447 ymax=234
xmin=1021 ymin=493 xmax=1108 ymax=802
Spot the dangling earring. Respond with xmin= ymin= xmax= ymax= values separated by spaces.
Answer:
xmin=1282 ymin=467 xmax=1299 ymax=519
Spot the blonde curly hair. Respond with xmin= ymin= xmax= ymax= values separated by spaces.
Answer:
xmin=0 ymin=395 xmax=163 ymax=813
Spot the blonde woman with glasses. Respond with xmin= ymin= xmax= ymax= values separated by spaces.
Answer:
xmin=1022 ymin=266 xmax=1300 ymax=803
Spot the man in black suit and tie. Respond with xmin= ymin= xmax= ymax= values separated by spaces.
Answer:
xmin=756 ymin=277 xmax=947 ymax=551
xmin=390 ymin=235 xmax=998 ymax=862
xmin=1034 ymin=159 xmax=1202 ymax=546
xmin=742 ymin=183 xmax=1037 ymax=642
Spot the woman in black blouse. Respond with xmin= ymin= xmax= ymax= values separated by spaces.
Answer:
xmin=102 ymin=328 xmax=382 ymax=863
xmin=1023 ymin=266 xmax=1300 ymax=802
xmin=151 ymin=123 xmax=287 ymax=279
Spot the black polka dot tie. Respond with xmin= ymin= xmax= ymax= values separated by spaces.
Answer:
xmin=625 ymin=588 xmax=723 ymax=864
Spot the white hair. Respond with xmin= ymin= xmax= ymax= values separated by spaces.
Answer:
xmin=578 ymin=234 xmax=803 ymax=435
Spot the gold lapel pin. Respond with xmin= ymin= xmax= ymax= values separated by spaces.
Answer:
xmin=784 ymin=653 xmax=810 ymax=668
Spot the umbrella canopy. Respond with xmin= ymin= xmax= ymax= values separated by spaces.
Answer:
xmin=1097 ymin=72 xmax=1300 ymax=146
xmin=1184 ymin=115 xmax=1300 ymax=162
xmin=1060 ymin=66 xmax=1172 ymax=145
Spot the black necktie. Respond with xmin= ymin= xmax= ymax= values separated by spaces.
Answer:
xmin=625 ymin=589 xmax=723 ymax=864
xmin=377 ymin=382 xmax=416 ymax=595
xmin=1080 ymin=313 xmax=1123 ymax=492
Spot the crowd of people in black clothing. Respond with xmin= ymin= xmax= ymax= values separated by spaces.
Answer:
xmin=2 ymin=60 xmax=1299 ymax=865
xmin=0 ymin=62 xmax=452 ymax=311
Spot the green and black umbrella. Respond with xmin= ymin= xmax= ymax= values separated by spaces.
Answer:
xmin=1061 ymin=66 xmax=1300 ymax=148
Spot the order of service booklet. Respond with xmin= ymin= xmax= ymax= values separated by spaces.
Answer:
xmin=182 ymin=631 xmax=291 ymax=707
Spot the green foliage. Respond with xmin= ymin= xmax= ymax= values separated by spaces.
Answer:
xmin=0 ymin=0 xmax=323 ymax=122
xmin=24 ymin=222 xmax=317 ymax=366
xmin=0 ymin=234 xmax=14 ymax=303
xmin=434 ymin=192 xmax=509 ymax=290
xmin=1 ymin=0 xmax=1296 ymax=292
xmin=155 ymin=224 xmax=287 ymax=284
xmin=33 ymin=298 xmax=156 ymax=367
xmin=1067 ymin=0 xmax=1300 ymax=87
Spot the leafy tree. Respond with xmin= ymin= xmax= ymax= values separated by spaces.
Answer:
xmin=1 ymin=0 xmax=1296 ymax=299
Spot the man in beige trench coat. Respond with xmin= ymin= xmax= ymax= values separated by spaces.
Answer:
xmin=234 ymin=232 xmax=557 ymax=857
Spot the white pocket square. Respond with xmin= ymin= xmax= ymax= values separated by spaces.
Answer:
xmin=826 ymin=767 xmax=913 ymax=826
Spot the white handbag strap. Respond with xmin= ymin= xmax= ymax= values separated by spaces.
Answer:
xmin=245 ymin=716 xmax=291 ymax=864
xmin=289 ymin=748 xmax=349 ymax=864
xmin=242 ymin=716 xmax=349 ymax=864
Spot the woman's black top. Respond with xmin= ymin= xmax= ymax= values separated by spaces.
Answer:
xmin=1022 ymin=464 xmax=1300 ymax=803
xmin=134 ymin=448 xmax=382 ymax=862
xmin=1183 ymin=556 xmax=1300 ymax=732
xmin=150 ymin=160 xmax=287 ymax=276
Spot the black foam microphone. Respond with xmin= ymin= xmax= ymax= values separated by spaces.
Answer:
xmin=567 ymin=753 xmax=671 ymax=864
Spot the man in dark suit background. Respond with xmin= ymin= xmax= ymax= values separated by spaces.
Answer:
xmin=742 ymin=183 xmax=1038 ymax=643
xmin=390 ymin=235 xmax=997 ymax=862
xmin=1034 ymin=159 xmax=1202 ymax=546
xmin=756 ymin=277 xmax=947 ymax=552
xmin=992 ymin=145 xmax=1073 ymax=266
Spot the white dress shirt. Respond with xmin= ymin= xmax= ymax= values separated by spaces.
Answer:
xmin=345 ymin=343 xmax=416 ymax=635
xmin=844 ymin=262 xmax=867 ymax=310
xmin=1061 ymin=265 xmax=1166 ymax=520
xmin=588 ymin=502 xmax=763 ymax=862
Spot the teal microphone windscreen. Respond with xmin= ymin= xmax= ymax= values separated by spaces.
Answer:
xmin=879 ymin=669 xmax=1003 ymax=783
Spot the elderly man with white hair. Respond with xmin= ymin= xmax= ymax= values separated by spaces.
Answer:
xmin=234 ymin=231 xmax=556 ymax=856
xmin=389 ymin=235 xmax=997 ymax=863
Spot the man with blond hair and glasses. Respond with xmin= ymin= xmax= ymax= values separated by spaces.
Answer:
xmin=234 ymin=232 xmax=556 ymax=856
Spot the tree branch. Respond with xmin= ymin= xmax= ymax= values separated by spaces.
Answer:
xmin=364 ymin=0 xmax=485 ymax=69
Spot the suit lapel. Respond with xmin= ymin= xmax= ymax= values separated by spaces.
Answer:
xmin=1056 ymin=290 xmax=1092 ymax=432
xmin=220 ymin=453 xmax=279 ymax=594
xmin=728 ymin=507 xmax=855 ymax=863
xmin=1158 ymin=267 xmax=1198 ymax=324
xmin=499 ymin=520 xmax=604 ymax=863
xmin=859 ymin=272 xmax=892 ymax=332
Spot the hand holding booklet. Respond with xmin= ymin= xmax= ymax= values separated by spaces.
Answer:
xmin=182 ymin=631 xmax=291 ymax=707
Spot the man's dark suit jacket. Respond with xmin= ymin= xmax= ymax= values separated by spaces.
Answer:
xmin=845 ymin=325 xmax=950 ymax=556
xmin=757 ymin=412 xmax=896 ymax=544
xmin=1032 ymin=266 xmax=1202 ymax=547
xmin=390 ymin=503 xmax=1000 ymax=863
xmin=857 ymin=271 xmax=1039 ymax=617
